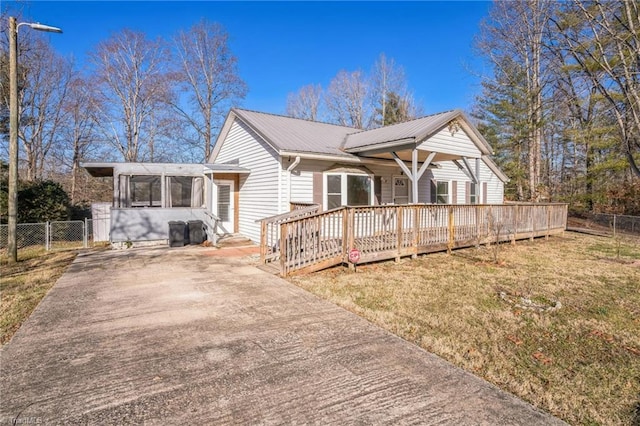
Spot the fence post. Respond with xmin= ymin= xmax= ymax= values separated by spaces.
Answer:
xmin=613 ymin=214 xmax=617 ymax=238
xmin=84 ymin=218 xmax=88 ymax=248
xmin=530 ymin=208 xmax=535 ymax=241
xmin=45 ymin=221 xmax=50 ymax=251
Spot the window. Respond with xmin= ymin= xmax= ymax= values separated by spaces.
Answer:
xmin=327 ymin=175 xmax=342 ymax=210
xmin=469 ymin=182 xmax=479 ymax=204
xmin=436 ymin=181 xmax=449 ymax=204
xmin=347 ymin=175 xmax=371 ymax=205
xmin=325 ymin=172 xmax=373 ymax=209
xmin=167 ymin=176 xmax=204 ymax=208
xmin=130 ymin=175 xmax=161 ymax=207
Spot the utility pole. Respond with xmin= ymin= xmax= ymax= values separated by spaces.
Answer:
xmin=8 ymin=16 xmax=18 ymax=263
xmin=7 ymin=17 xmax=62 ymax=262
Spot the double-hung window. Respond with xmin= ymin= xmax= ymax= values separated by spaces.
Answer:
xmin=430 ymin=180 xmax=450 ymax=204
xmin=324 ymin=172 xmax=373 ymax=209
xmin=436 ymin=181 xmax=449 ymax=204
xmin=469 ymin=182 xmax=479 ymax=204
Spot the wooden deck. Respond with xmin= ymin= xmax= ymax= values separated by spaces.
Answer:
xmin=260 ymin=203 xmax=568 ymax=277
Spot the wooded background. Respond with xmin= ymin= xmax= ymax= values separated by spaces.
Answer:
xmin=1 ymin=0 xmax=638 ymax=222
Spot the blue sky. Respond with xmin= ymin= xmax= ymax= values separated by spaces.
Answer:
xmin=4 ymin=1 xmax=492 ymax=116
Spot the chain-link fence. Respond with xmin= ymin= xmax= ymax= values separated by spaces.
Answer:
xmin=589 ymin=213 xmax=640 ymax=237
xmin=0 ymin=219 xmax=104 ymax=252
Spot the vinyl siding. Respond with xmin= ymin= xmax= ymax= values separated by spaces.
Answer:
xmin=215 ymin=120 xmax=280 ymax=243
xmin=283 ymin=158 xmax=505 ymax=207
xmin=423 ymin=160 xmax=504 ymax=204
xmin=418 ymin=127 xmax=482 ymax=158
xmin=285 ymin=159 xmax=403 ymax=208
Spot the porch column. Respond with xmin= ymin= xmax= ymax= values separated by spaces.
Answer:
xmin=392 ymin=150 xmax=436 ymax=204
xmin=412 ymin=149 xmax=418 ymax=204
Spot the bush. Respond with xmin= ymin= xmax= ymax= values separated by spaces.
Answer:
xmin=17 ymin=180 xmax=71 ymax=223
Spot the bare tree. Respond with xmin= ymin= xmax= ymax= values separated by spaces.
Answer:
xmin=172 ymin=20 xmax=247 ymax=161
xmin=58 ymin=76 xmax=97 ymax=203
xmin=16 ymin=39 xmax=72 ymax=181
xmin=325 ymin=70 xmax=370 ymax=129
xmin=89 ymin=29 xmax=172 ymax=162
xmin=286 ymin=84 xmax=322 ymax=121
xmin=477 ymin=0 xmax=555 ymax=201
xmin=370 ymin=53 xmax=410 ymax=127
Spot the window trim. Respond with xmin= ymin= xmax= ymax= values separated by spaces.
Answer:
xmin=323 ymin=171 xmax=374 ymax=209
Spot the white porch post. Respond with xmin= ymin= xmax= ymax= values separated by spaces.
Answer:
xmin=392 ymin=150 xmax=436 ymax=204
xmin=412 ymin=149 xmax=419 ymax=204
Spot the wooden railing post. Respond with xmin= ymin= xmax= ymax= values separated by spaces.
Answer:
xmin=412 ymin=206 xmax=418 ymax=258
xmin=260 ymin=221 xmax=267 ymax=263
xmin=396 ymin=206 xmax=403 ymax=262
xmin=279 ymin=222 xmax=287 ymax=277
xmin=447 ymin=206 xmax=454 ymax=254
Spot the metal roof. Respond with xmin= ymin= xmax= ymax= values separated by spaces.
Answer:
xmin=232 ymin=109 xmax=359 ymax=156
xmin=343 ymin=110 xmax=459 ymax=150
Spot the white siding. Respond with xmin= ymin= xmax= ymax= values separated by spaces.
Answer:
xmin=422 ymin=159 xmax=504 ymax=204
xmin=285 ymin=159 xmax=403 ymax=207
xmin=215 ymin=120 xmax=280 ymax=243
xmin=418 ymin=127 xmax=482 ymax=158
xmin=480 ymin=161 xmax=504 ymax=203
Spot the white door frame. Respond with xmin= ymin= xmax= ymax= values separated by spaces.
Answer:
xmin=213 ymin=179 xmax=234 ymax=235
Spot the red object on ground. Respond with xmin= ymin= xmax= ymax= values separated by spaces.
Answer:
xmin=348 ymin=248 xmax=361 ymax=264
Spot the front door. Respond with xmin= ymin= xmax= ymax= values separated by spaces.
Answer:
xmin=214 ymin=180 xmax=234 ymax=234
xmin=393 ymin=176 xmax=410 ymax=204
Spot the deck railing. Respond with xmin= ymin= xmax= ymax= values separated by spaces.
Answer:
xmin=272 ymin=203 xmax=568 ymax=277
xmin=258 ymin=203 xmax=321 ymax=263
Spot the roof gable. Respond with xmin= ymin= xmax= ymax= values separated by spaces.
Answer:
xmin=343 ymin=110 xmax=493 ymax=156
xmin=210 ymin=109 xmax=359 ymax=162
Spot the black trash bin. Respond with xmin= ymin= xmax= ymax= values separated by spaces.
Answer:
xmin=168 ymin=221 xmax=186 ymax=247
xmin=188 ymin=220 xmax=205 ymax=245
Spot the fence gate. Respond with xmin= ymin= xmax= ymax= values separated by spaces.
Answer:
xmin=49 ymin=221 xmax=86 ymax=251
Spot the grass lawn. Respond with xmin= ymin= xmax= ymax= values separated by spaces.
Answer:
xmin=1 ymin=248 xmax=77 ymax=345
xmin=289 ymin=232 xmax=640 ymax=425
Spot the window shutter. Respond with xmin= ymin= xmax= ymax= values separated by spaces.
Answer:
xmin=482 ymin=182 xmax=488 ymax=204
xmin=465 ymin=182 xmax=470 ymax=204
xmin=451 ymin=181 xmax=458 ymax=204
xmin=313 ymin=172 xmax=323 ymax=208
xmin=374 ymin=176 xmax=382 ymax=205
xmin=430 ymin=180 xmax=437 ymax=204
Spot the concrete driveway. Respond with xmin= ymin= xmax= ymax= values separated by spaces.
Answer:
xmin=0 ymin=247 xmax=564 ymax=425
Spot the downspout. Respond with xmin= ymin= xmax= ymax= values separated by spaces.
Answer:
xmin=286 ymin=156 xmax=301 ymax=211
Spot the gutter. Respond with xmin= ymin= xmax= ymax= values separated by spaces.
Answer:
xmin=286 ymin=156 xmax=301 ymax=210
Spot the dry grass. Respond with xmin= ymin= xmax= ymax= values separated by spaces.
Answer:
xmin=289 ymin=232 xmax=640 ymax=425
xmin=1 ymin=248 xmax=77 ymax=345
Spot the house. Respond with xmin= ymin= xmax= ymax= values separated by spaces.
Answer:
xmin=210 ymin=108 xmax=508 ymax=243
xmin=83 ymin=108 xmax=508 ymax=247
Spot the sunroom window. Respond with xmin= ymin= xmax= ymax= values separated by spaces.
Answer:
xmin=325 ymin=172 xmax=373 ymax=209
xmin=166 ymin=176 xmax=204 ymax=208
xmin=130 ymin=175 xmax=161 ymax=207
